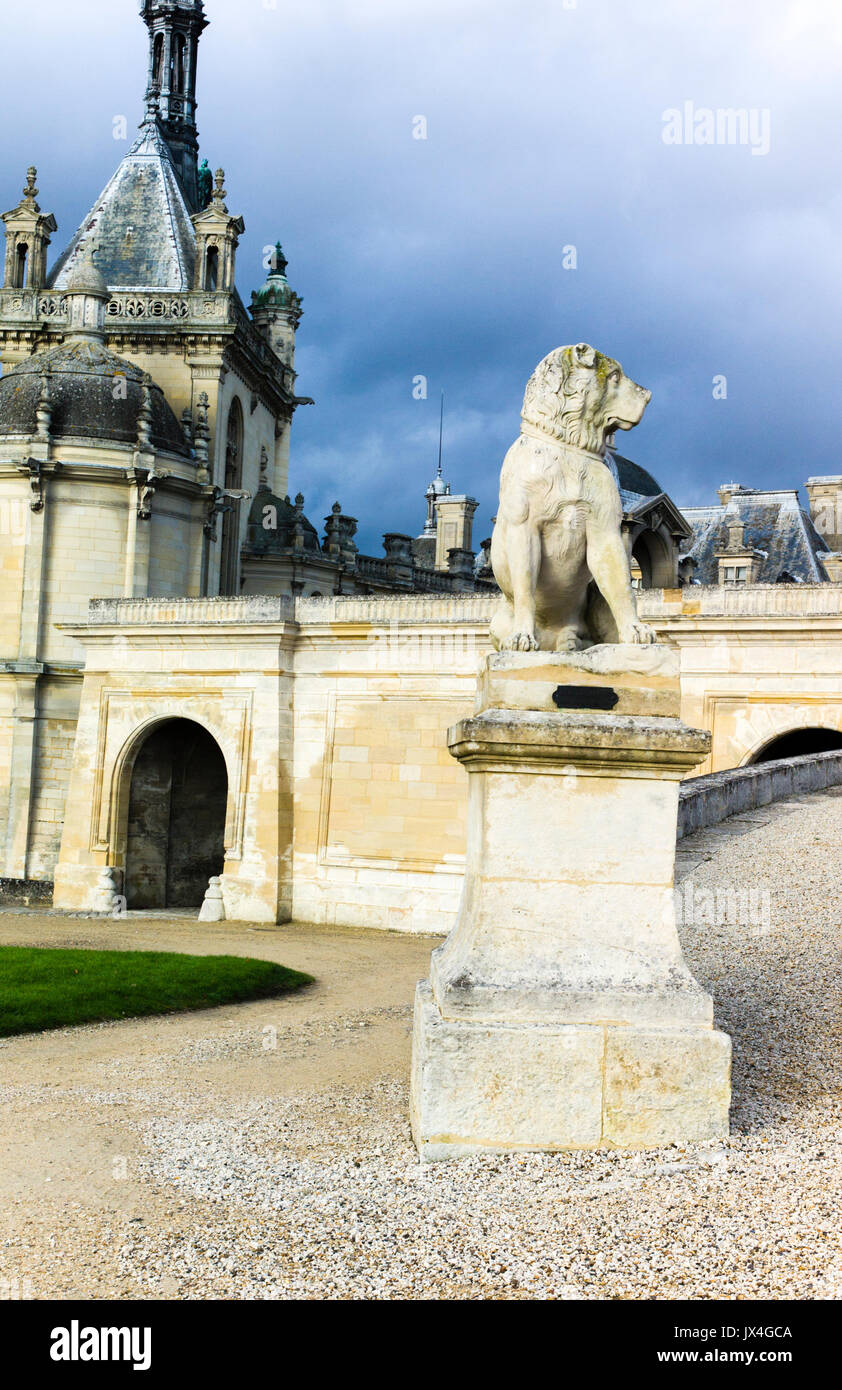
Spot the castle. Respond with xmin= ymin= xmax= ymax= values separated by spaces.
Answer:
xmin=1 ymin=0 xmax=841 ymax=925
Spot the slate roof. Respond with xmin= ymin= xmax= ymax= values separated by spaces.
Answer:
xmin=679 ymin=489 xmax=829 ymax=584
xmin=244 ymin=484 xmax=322 ymax=555
xmin=0 ymin=339 xmax=190 ymax=455
xmin=605 ymin=450 xmax=664 ymax=509
xmin=47 ymin=120 xmax=196 ymax=292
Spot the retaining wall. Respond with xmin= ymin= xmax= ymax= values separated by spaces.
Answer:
xmin=677 ymin=750 xmax=842 ymax=839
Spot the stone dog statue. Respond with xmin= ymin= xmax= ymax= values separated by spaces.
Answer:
xmin=491 ymin=343 xmax=656 ymax=652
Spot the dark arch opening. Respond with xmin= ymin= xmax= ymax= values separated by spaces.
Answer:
xmin=125 ymin=720 xmax=227 ymax=909
xmin=631 ymin=529 xmax=674 ymax=590
xmin=751 ymin=728 xmax=842 ymax=763
xmin=204 ymin=246 xmax=219 ymax=291
xmin=173 ymin=33 xmax=187 ymax=95
xmin=152 ymin=32 xmax=164 ymax=86
xmin=15 ymin=243 xmax=29 ymax=289
xmin=220 ymin=397 xmax=244 ymax=596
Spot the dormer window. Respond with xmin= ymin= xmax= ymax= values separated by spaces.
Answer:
xmin=723 ymin=565 xmax=748 ymax=583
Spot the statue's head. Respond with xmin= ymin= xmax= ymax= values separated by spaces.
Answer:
xmin=521 ymin=342 xmax=651 ymax=455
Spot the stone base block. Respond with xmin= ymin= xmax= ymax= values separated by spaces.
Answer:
xmin=410 ymin=982 xmax=731 ymax=1161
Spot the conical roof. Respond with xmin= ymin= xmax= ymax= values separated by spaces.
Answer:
xmin=47 ymin=119 xmax=196 ymax=292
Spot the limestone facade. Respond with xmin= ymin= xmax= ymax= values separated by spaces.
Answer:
xmin=2 ymin=1 xmax=842 ymax=921
xmin=48 ymin=584 xmax=842 ymax=929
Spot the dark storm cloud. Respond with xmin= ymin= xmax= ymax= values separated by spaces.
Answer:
xmin=3 ymin=0 xmax=840 ymax=552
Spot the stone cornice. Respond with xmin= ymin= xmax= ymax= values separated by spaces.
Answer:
xmin=448 ymin=709 xmax=710 ymax=779
xmin=0 ymin=456 xmax=201 ymax=497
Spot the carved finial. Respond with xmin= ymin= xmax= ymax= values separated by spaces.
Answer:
xmin=194 ymin=392 xmax=211 ymax=484
xmin=272 ymin=241 xmax=288 ymax=275
xmin=143 ymin=86 xmax=161 ymax=123
xmin=332 ymin=501 xmax=341 ymax=515
xmin=213 ymin=168 xmax=227 ymax=207
xmin=35 ymin=369 xmax=53 ymax=442
xmin=24 ymin=167 xmax=38 ymax=201
xmin=259 ymin=444 xmax=269 ymax=483
xmin=181 ymin=407 xmax=193 ymax=444
xmin=292 ymin=494 xmax=306 ymax=548
xmin=136 ymin=377 xmax=153 ymax=452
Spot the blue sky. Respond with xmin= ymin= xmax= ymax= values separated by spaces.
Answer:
xmin=3 ymin=0 xmax=841 ymax=552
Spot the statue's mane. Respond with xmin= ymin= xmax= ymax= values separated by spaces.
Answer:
xmin=521 ymin=346 xmax=608 ymax=456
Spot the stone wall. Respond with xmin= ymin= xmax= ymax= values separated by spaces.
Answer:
xmin=25 ymin=707 xmax=79 ymax=880
xmin=42 ymin=584 xmax=842 ymax=929
xmin=677 ymin=749 xmax=842 ymax=838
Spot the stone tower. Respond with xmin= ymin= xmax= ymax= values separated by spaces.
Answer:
xmin=0 ymin=0 xmax=309 ymax=595
xmin=140 ymin=0 xmax=209 ymax=211
xmin=0 ymin=0 xmax=310 ymax=892
xmin=1 ymin=168 xmax=56 ymax=292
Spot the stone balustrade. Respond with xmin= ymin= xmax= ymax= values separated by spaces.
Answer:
xmin=0 ymin=287 xmax=235 ymax=327
xmin=87 ymin=595 xmax=294 ymax=625
xmin=640 ymin=584 xmax=842 ymax=618
xmin=82 ymin=583 xmax=842 ymax=629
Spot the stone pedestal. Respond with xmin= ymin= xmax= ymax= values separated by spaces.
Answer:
xmin=410 ymin=645 xmax=731 ymax=1161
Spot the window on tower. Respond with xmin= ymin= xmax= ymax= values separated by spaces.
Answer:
xmin=14 ymin=243 xmax=29 ymax=289
xmin=204 ymin=247 xmax=220 ymax=292
xmin=174 ymin=34 xmax=187 ymax=95
xmin=153 ymin=32 xmax=164 ymax=87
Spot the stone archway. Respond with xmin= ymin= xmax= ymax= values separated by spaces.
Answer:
xmin=750 ymin=727 xmax=842 ymax=763
xmin=124 ymin=719 xmax=228 ymax=909
xmin=631 ymin=528 xmax=675 ymax=589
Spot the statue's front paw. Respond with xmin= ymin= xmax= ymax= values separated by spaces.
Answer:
xmin=507 ymin=630 xmax=539 ymax=652
xmin=621 ymin=620 xmax=656 ymax=645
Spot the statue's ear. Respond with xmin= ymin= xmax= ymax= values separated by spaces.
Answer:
xmin=575 ymin=343 xmax=596 ymax=368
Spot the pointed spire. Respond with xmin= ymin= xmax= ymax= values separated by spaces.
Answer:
xmin=139 ymin=1 xmax=209 ymax=210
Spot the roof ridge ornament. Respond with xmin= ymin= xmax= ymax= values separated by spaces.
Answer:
xmin=23 ymin=167 xmax=40 ymax=208
xmin=211 ymin=168 xmax=228 ymax=213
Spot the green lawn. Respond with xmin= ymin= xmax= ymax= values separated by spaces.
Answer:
xmin=0 ymin=947 xmax=313 ymax=1038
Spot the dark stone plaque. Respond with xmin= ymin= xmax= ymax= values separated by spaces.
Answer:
xmin=552 ymin=685 xmax=620 ymax=711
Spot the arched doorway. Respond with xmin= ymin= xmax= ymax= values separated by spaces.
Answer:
xmin=125 ymin=720 xmax=228 ymax=909
xmin=751 ymin=728 xmax=842 ymax=763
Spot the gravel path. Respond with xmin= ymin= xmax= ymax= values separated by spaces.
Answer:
xmin=1 ymin=790 xmax=840 ymax=1300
